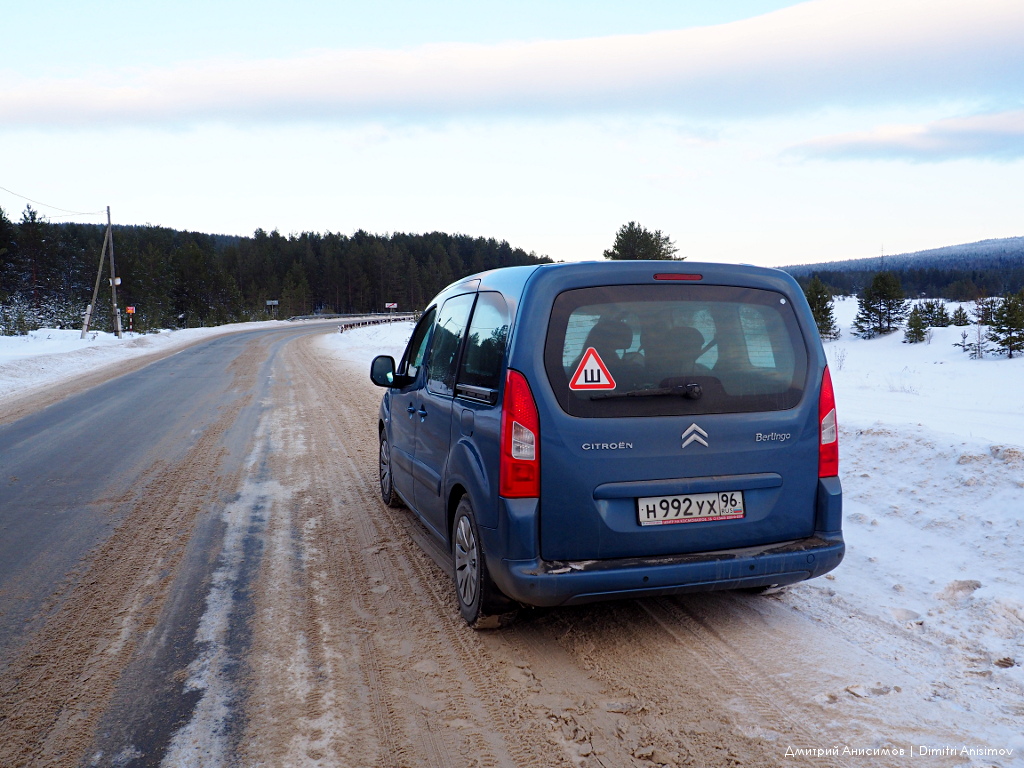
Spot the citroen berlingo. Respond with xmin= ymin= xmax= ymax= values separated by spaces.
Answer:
xmin=370 ymin=261 xmax=843 ymax=627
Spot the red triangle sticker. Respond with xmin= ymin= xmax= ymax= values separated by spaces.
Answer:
xmin=569 ymin=347 xmax=617 ymax=390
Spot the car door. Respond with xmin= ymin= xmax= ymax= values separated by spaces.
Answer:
xmin=388 ymin=307 xmax=436 ymax=508
xmin=413 ymin=292 xmax=476 ymax=535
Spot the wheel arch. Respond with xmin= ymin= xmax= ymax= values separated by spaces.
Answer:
xmin=447 ymin=483 xmax=468 ymax=543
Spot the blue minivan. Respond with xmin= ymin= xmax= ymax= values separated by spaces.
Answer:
xmin=370 ymin=261 xmax=843 ymax=627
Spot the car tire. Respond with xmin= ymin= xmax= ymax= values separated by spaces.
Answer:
xmin=451 ymin=497 xmax=517 ymax=629
xmin=379 ymin=428 xmax=402 ymax=508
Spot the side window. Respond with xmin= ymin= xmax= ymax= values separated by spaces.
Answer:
xmin=401 ymin=307 xmax=437 ymax=377
xmin=457 ymin=292 xmax=510 ymax=397
xmin=426 ymin=293 xmax=476 ymax=396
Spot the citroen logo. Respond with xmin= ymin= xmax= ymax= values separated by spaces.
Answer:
xmin=681 ymin=423 xmax=708 ymax=448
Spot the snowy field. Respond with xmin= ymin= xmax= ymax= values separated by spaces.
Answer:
xmin=2 ymin=300 xmax=1022 ymax=759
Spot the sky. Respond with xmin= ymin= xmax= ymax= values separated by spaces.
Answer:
xmin=1 ymin=0 xmax=1023 ymax=267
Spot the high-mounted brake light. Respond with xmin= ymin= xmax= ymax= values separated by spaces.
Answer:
xmin=818 ymin=366 xmax=839 ymax=478
xmin=653 ymin=273 xmax=703 ymax=281
xmin=500 ymin=369 xmax=540 ymax=498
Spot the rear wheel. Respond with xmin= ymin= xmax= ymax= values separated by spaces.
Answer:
xmin=379 ymin=428 xmax=402 ymax=508
xmin=451 ymin=497 xmax=516 ymax=629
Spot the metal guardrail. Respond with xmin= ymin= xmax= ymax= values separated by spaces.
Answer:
xmin=286 ymin=312 xmax=416 ymax=322
xmin=284 ymin=312 xmax=415 ymax=326
xmin=334 ymin=314 xmax=416 ymax=332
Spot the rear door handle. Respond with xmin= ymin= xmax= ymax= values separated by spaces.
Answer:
xmin=418 ymin=406 xmax=428 ymax=421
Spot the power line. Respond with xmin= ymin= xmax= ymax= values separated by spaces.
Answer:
xmin=0 ymin=184 xmax=105 ymax=217
xmin=45 ymin=211 xmax=108 ymax=220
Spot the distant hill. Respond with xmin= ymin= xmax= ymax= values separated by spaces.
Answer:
xmin=780 ymin=237 xmax=1024 ymax=300
xmin=782 ymin=237 xmax=1024 ymax=274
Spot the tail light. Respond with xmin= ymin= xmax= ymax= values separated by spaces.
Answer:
xmin=818 ymin=366 xmax=839 ymax=478
xmin=500 ymin=369 xmax=540 ymax=498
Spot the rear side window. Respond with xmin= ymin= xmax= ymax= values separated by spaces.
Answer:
xmin=545 ymin=285 xmax=808 ymax=417
xmin=456 ymin=292 xmax=510 ymax=399
xmin=427 ymin=293 xmax=475 ymax=396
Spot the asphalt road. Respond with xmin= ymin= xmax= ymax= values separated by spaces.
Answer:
xmin=0 ymin=321 xmax=340 ymax=767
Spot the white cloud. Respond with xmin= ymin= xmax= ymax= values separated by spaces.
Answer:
xmin=2 ymin=0 xmax=1022 ymax=128
xmin=789 ymin=109 xmax=1024 ymax=161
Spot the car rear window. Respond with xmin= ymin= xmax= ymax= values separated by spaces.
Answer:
xmin=544 ymin=285 xmax=808 ymax=418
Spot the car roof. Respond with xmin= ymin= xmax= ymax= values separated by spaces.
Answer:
xmin=454 ymin=260 xmax=799 ymax=298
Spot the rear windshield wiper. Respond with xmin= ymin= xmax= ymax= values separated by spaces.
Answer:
xmin=590 ymin=383 xmax=703 ymax=401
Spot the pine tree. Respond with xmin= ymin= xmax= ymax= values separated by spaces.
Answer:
xmin=972 ymin=297 xmax=999 ymax=325
xmin=603 ymin=222 xmax=680 ymax=260
xmin=281 ymin=261 xmax=311 ymax=317
xmin=986 ymin=291 xmax=1024 ymax=358
xmin=804 ymin=276 xmax=840 ymax=340
xmin=917 ymin=299 xmax=949 ymax=327
xmin=969 ymin=322 xmax=990 ymax=359
xmin=903 ymin=305 xmax=927 ymax=343
xmin=0 ymin=205 xmax=16 ymax=300
xmin=852 ymin=272 xmax=909 ymax=338
xmin=950 ymin=306 xmax=970 ymax=326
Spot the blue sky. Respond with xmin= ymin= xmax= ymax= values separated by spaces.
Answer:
xmin=2 ymin=0 xmax=1022 ymax=266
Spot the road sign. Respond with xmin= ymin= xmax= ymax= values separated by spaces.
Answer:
xmin=126 ymin=306 xmax=135 ymax=314
xmin=385 ymin=302 xmax=398 ymax=309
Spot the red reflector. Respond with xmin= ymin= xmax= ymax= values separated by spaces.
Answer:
xmin=653 ymin=273 xmax=702 ymax=281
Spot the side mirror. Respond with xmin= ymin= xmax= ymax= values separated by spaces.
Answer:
xmin=370 ymin=355 xmax=397 ymax=387
xmin=371 ymin=355 xmax=415 ymax=388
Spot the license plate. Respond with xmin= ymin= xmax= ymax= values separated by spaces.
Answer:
xmin=637 ymin=491 xmax=745 ymax=526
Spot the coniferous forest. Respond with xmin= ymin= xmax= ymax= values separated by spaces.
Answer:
xmin=0 ymin=205 xmax=552 ymax=334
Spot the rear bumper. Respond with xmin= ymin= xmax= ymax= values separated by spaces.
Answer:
xmin=488 ymin=533 xmax=845 ymax=607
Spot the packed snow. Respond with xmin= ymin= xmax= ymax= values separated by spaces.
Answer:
xmin=2 ymin=300 xmax=1022 ymax=762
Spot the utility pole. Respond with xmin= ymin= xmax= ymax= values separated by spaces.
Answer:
xmin=108 ymin=207 xmax=123 ymax=338
xmin=81 ymin=206 xmax=123 ymax=339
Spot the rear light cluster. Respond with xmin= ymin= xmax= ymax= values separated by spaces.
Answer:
xmin=500 ymin=369 xmax=540 ymax=498
xmin=818 ymin=366 xmax=839 ymax=478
